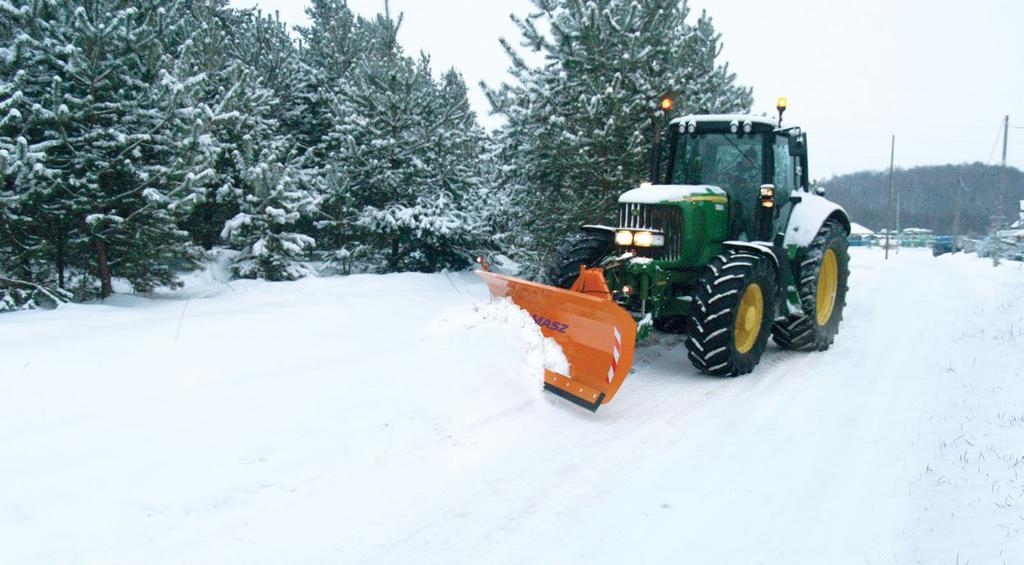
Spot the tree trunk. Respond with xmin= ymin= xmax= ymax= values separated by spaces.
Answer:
xmin=56 ymin=231 xmax=66 ymax=289
xmin=94 ymin=239 xmax=113 ymax=298
xmin=390 ymin=236 xmax=399 ymax=271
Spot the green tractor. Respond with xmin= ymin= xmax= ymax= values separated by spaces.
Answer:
xmin=477 ymin=103 xmax=851 ymax=410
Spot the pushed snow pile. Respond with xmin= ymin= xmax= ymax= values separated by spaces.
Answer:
xmin=426 ymin=297 xmax=569 ymax=406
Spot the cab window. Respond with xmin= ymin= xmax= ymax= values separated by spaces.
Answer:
xmin=773 ymin=135 xmax=795 ymax=194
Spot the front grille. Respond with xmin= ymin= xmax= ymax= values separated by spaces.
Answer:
xmin=618 ymin=203 xmax=683 ymax=261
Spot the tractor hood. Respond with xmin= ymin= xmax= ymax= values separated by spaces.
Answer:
xmin=618 ymin=184 xmax=726 ymax=205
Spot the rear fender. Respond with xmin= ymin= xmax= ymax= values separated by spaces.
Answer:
xmin=783 ymin=193 xmax=851 ymax=249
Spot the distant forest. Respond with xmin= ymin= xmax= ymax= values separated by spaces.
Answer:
xmin=824 ymin=163 xmax=1024 ymax=235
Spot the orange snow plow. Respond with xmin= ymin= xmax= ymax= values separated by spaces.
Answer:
xmin=475 ymin=263 xmax=637 ymax=412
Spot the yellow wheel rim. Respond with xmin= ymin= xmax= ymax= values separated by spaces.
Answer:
xmin=734 ymin=283 xmax=763 ymax=354
xmin=816 ymin=249 xmax=839 ymax=326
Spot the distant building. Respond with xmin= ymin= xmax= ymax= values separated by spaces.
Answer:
xmin=849 ymin=222 xmax=874 ymax=237
xmin=848 ymin=222 xmax=876 ymax=247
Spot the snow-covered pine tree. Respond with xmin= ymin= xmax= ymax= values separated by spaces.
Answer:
xmin=679 ymin=10 xmax=752 ymax=114
xmin=412 ymin=68 xmax=494 ymax=270
xmin=179 ymin=5 xmax=308 ymax=255
xmin=479 ymin=125 xmax=541 ymax=272
xmin=296 ymin=0 xmax=365 ymax=272
xmin=220 ymin=137 xmax=317 ymax=281
xmin=0 ymin=0 xmax=75 ymax=309
xmin=332 ymin=11 xmax=435 ymax=272
xmin=213 ymin=10 xmax=322 ymax=281
xmin=295 ymin=0 xmax=362 ymax=161
xmin=1 ymin=0 xmax=220 ymax=299
xmin=177 ymin=4 xmax=258 ymax=251
xmin=331 ymin=7 xmax=493 ymax=272
xmin=486 ymin=0 xmax=752 ymax=271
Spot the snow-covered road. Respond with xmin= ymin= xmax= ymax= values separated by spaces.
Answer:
xmin=2 ymin=249 xmax=1023 ymax=564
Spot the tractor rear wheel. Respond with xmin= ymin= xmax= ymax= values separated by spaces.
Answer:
xmin=685 ymin=250 xmax=778 ymax=376
xmin=547 ymin=230 xmax=615 ymax=289
xmin=772 ymin=219 xmax=850 ymax=351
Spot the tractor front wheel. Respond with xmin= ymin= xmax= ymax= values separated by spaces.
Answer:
xmin=772 ymin=219 xmax=850 ymax=351
xmin=685 ymin=250 xmax=778 ymax=376
xmin=547 ymin=230 xmax=615 ymax=289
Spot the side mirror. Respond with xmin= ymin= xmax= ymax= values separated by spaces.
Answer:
xmin=814 ymin=186 xmax=827 ymax=197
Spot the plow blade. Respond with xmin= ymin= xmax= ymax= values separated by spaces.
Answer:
xmin=476 ymin=270 xmax=637 ymax=411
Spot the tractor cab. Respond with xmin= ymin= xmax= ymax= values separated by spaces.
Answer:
xmin=656 ymin=113 xmax=810 ymax=242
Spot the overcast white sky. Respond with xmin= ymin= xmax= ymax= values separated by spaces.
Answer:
xmin=230 ymin=0 xmax=1024 ymax=179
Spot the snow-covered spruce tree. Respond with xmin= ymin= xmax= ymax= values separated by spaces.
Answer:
xmin=485 ymin=0 xmax=752 ymax=271
xmin=331 ymin=8 xmax=493 ymax=272
xmin=220 ymin=138 xmax=317 ymax=281
xmin=1 ymin=0 xmax=219 ymax=299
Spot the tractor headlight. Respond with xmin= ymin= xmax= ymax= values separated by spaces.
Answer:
xmin=632 ymin=231 xmax=665 ymax=247
xmin=615 ymin=230 xmax=634 ymax=246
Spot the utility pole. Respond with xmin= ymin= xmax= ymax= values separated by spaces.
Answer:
xmin=993 ymin=115 xmax=1008 ymax=267
xmin=885 ymin=134 xmax=895 ymax=260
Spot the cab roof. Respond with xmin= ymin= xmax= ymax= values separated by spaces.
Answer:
xmin=670 ymin=114 xmax=786 ymax=130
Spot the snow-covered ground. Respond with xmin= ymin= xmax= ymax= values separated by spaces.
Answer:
xmin=2 ymin=249 xmax=1023 ymax=565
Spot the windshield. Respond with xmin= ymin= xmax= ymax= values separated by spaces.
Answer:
xmin=669 ymin=132 xmax=765 ymax=192
xmin=667 ymin=131 xmax=766 ymax=239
